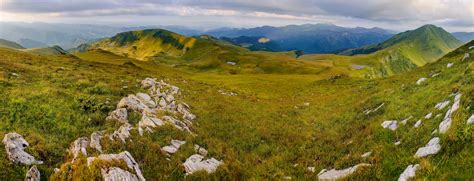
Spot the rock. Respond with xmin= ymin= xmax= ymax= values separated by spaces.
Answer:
xmin=11 ymin=72 xmax=19 ymax=76
xmin=183 ymin=154 xmax=222 ymax=175
xmin=25 ymin=165 xmax=40 ymax=181
xmin=162 ymin=116 xmax=191 ymax=132
xmin=416 ymin=78 xmax=427 ymax=85
xmin=161 ymin=140 xmax=186 ymax=155
xmin=307 ymin=167 xmax=316 ymax=173
xmin=381 ymin=120 xmax=398 ymax=131
xmin=118 ymin=95 xmax=149 ymax=113
xmin=87 ymin=151 xmax=145 ymax=181
xmin=109 ymin=123 xmax=133 ymax=143
xmin=432 ymin=129 xmax=438 ymax=135
xmin=138 ymin=114 xmax=164 ymax=136
xmin=317 ymin=163 xmax=371 ymax=180
xmin=365 ymin=103 xmax=384 ymax=115
xmin=70 ymin=137 xmax=89 ymax=160
xmin=414 ymin=137 xmax=441 ymax=158
xmin=227 ymin=61 xmax=236 ymax=65
xmin=106 ymin=108 xmax=128 ymax=123
xmin=394 ymin=140 xmax=401 ymax=146
xmin=424 ymin=112 xmax=432 ymax=119
xmin=398 ymin=164 xmax=419 ymax=181
xmin=141 ymin=78 xmax=157 ymax=89
xmin=413 ymin=120 xmax=422 ymax=128
xmin=194 ymin=144 xmax=209 ymax=157
xmin=165 ymin=94 xmax=175 ymax=103
xmin=439 ymin=93 xmax=462 ymax=134
xmin=447 ymin=62 xmax=454 ymax=68
xmin=361 ymin=151 xmax=372 ymax=158
xmin=431 ymin=73 xmax=440 ymax=77
xmin=177 ymin=104 xmax=196 ymax=121
xmin=401 ymin=116 xmax=412 ymax=125
xmin=467 ymin=114 xmax=474 ymax=124
xmin=2 ymin=132 xmax=43 ymax=165
xmin=158 ymin=98 xmax=167 ymax=108
xmin=136 ymin=92 xmax=156 ymax=108
xmin=90 ymin=132 xmax=103 ymax=153
xmin=435 ymin=100 xmax=450 ymax=110
xmin=168 ymin=86 xmax=180 ymax=95
xmin=101 ymin=167 xmax=139 ymax=181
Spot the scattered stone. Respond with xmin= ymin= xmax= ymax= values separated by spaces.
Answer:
xmin=431 ymin=73 xmax=440 ymax=77
xmin=401 ymin=116 xmax=412 ymax=125
xmin=307 ymin=167 xmax=316 ymax=173
xmin=183 ymin=154 xmax=223 ymax=175
xmin=361 ymin=151 xmax=372 ymax=158
xmin=218 ymin=90 xmax=238 ymax=96
xmin=413 ymin=120 xmax=422 ymax=128
xmin=2 ymin=132 xmax=43 ymax=165
xmin=194 ymin=144 xmax=209 ymax=157
xmin=109 ymin=123 xmax=133 ymax=143
xmin=398 ymin=164 xmax=420 ymax=181
xmin=138 ymin=114 xmax=164 ymax=136
xmin=416 ymin=78 xmax=427 ymax=85
xmin=467 ymin=114 xmax=474 ymax=124
xmin=141 ymin=78 xmax=157 ymax=89
xmin=439 ymin=93 xmax=461 ymax=134
xmin=394 ymin=140 xmax=401 ymax=146
xmin=447 ymin=62 xmax=454 ymax=68
xmin=435 ymin=100 xmax=450 ymax=110
xmin=101 ymin=167 xmax=139 ymax=181
xmin=87 ymin=151 xmax=145 ymax=181
xmin=283 ymin=176 xmax=292 ymax=180
xmin=25 ymin=165 xmax=40 ymax=181
xmin=70 ymin=137 xmax=89 ymax=160
xmin=227 ymin=61 xmax=236 ymax=65
xmin=414 ymin=137 xmax=441 ymax=158
xmin=136 ymin=92 xmax=156 ymax=108
xmin=317 ymin=163 xmax=371 ymax=180
xmin=106 ymin=108 xmax=128 ymax=123
xmin=90 ymin=132 xmax=103 ymax=153
xmin=424 ymin=112 xmax=432 ymax=119
xmin=161 ymin=140 xmax=186 ymax=155
xmin=381 ymin=120 xmax=398 ymax=131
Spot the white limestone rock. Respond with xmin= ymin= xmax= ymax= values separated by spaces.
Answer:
xmin=439 ymin=93 xmax=462 ymax=134
xmin=307 ymin=167 xmax=316 ymax=173
xmin=317 ymin=163 xmax=371 ymax=180
xmin=413 ymin=120 xmax=422 ymax=128
xmin=118 ymin=95 xmax=149 ymax=113
xmin=162 ymin=116 xmax=191 ymax=132
xmin=381 ymin=120 xmax=398 ymax=131
xmin=414 ymin=137 xmax=441 ymax=158
xmin=416 ymin=78 xmax=427 ymax=85
xmin=177 ymin=103 xmax=196 ymax=121
xmin=25 ymin=165 xmax=40 ymax=181
xmin=467 ymin=114 xmax=474 ymax=124
xmin=435 ymin=100 xmax=450 ymax=110
xmin=401 ymin=116 xmax=412 ymax=125
xmin=136 ymin=92 xmax=156 ymax=108
xmin=106 ymin=108 xmax=128 ymax=123
xmin=138 ymin=114 xmax=164 ymax=136
xmin=110 ymin=123 xmax=133 ymax=143
xmin=2 ymin=132 xmax=43 ymax=165
xmin=101 ymin=167 xmax=139 ymax=181
xmin=70 ymin=137 xmax=89 ymax=160
xmin=398 ymin=164 xmax=419 ymax=181
xmin=183 ymin=154 xmax=223 ymax=175
xmin=161 ymin=140 xmax=186 ymax=155
xmin=141 ymin=78 xmax=157 ymax=89
xmin=87 ymin=151 xmax=145 ymax=181
xmin=90 ymin=132 xmax=103 ymax=153
xmin=424 ymin=112 xmax=432 ymax=119
xmin=194 ymin=144 xmax=209 ymax=157
xmin=447 ymin=62 xmax=454 ymax=68
xmin=394 ymin=140 xmax=401 ymax=146
xmin=361 ymin=151 xmax=372 ymax=158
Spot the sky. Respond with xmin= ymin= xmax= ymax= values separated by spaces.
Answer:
xmin=0 ymin=0 xmax=473 ymax=32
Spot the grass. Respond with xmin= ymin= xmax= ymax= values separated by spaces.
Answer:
xmin=0 ymin=40 xmax=472 ymax=180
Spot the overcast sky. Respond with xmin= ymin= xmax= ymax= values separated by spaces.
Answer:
xmin=0 ymin=0 xmax=473 ymax=32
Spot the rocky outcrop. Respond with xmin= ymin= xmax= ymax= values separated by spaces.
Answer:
xmin=25 ymin=165 xmax=40 ymax=181
xmin=439 ymin=93 xmax=461 ymax=134
xmin=109 ymin=123 xmax=133 ymax=143
xmin=183 ymin=154 xmax=223 ymax=175
xmin=435 ymin=100 xmax=450 ymax=110
xmin=381 ymin=120 xmax=398 ymax=131
xmin=138 ymin=114 xmax=164 ymax=136
xmin=101 ymin=167 xmax=138 ymax=181
xmin=87 ymin=151 xmax=145 ymax=181
xmin=317 ymin=163 xmax=371 ymax=180
xmin=106 ymin=108 xmax=128 ymax=123
xmin=2 ymin=132 xmax=43 ymax=165
xmin=69 ymin=137 xmax=89 ymax=160
xmin=90 ymin=132 xmax=103 ymax=153
xmin=118 ymin=95 xmax=149 ymax=113
xmin=136 ymin=93 xmax=156 ymax=108
xmin=414 ymin=137 xmax=441 ymax=158
xmin=161 ymin=140 xmax=186 ymax=155
xmin=194 ymin=145 xmax=209 ymax=157
xmin=398 ymin=164 xmax=419 ymax=181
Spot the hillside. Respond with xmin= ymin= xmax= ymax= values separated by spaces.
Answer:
xmin=0 ymin=36 xmax=472 ymax=180
xmin=452 ymin=32 xmax=474 ymax=42
xmin=23 ymin=45 xmax=69 ymax=55
xmin=0 ymin=38 xmax=25 ymax=49
xmin=206 ymin=23 xmax=394 ymax=53
xmin=302 ymin=25 xmax=463 ymax=77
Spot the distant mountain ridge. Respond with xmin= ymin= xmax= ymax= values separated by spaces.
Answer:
xmin=452 ymin=32 xmax=474 ymax=42
xmin=205 ymin=23 xmax=394 ymax=53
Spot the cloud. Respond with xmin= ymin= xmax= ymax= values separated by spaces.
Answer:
xmin=0 ymin=0 xmax=472 ymax=31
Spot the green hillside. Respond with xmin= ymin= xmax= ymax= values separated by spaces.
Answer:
xmin=0 ymin=38 xmax=25 ymax=49
xmin=24 ymin=45 xmax=69 ymax=55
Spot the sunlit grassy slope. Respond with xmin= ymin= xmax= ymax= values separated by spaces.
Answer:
xmin=0 ymin=38 xmax=25 ymax=49
xmin=0 ymin=38 xmax=472 ymax=180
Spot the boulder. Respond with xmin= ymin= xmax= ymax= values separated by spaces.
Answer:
xmin=194 ymin=145 xmax=209 ymax=157
xmin=177 ymin=104 xmax=196 ymax=121
xmin=101 ymin=167 xmax=139 ymax=181
xmin=435 ymin=100 xmax=450 ymax=110
xmin=401 ymin=116 xmax=412 ymax=125
xmin=398 ymin=164 xmax=419 ymax=181
xmin=447 ymin=62 xmax=454 ymax=68
xmin=2 ymin=132 xmax=43 ymax=165
xmin=183 ymin=154 xmax=222 ymax=175
xmin=162 ymin=116 xmax=191 ymax=132
xmin=424 ymin=112 xmax=432 ymax=119
xmin=414 ymin=137 xmax=441 ymax=158
xmin=416 ymin=78 xmax=427 ymax=85
xmin=87 ymin=151 xmax=145 ymax=181
xmin=317 ymin=163 xmax=371 ymax=180
xmin=381 ymin=120 xmax=398 ymax=131
xmin=161 ymin=140 xmax=186 ymax=155
xmin=141 ymin=77 xmax=156 ymax=89
xmin=138 ymin=114 xmax=164 ymax=136
xmin=136 ymin=92 xmax=156 ymax=108
xmin=117 ymin=95 xmax=149 ymax=113
xmin=109 ymin=123 xmax=133 ymax=143
xmin=70 ymin=137 xmax=89 ymax=160
xmin=413 ymin=120 xmax=422 ymax=128
xmin=106 ymin=108 xmax=128 ymax=123
xmin=439 ymin=93 xmax=461 ymax=134
xmin=25 ymin=165 xmax=40 ymax=181
xmin=90 ymin=132 xmax=103 ymax=153
xmin=468 ymin=114 xmax=474 ymax=124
